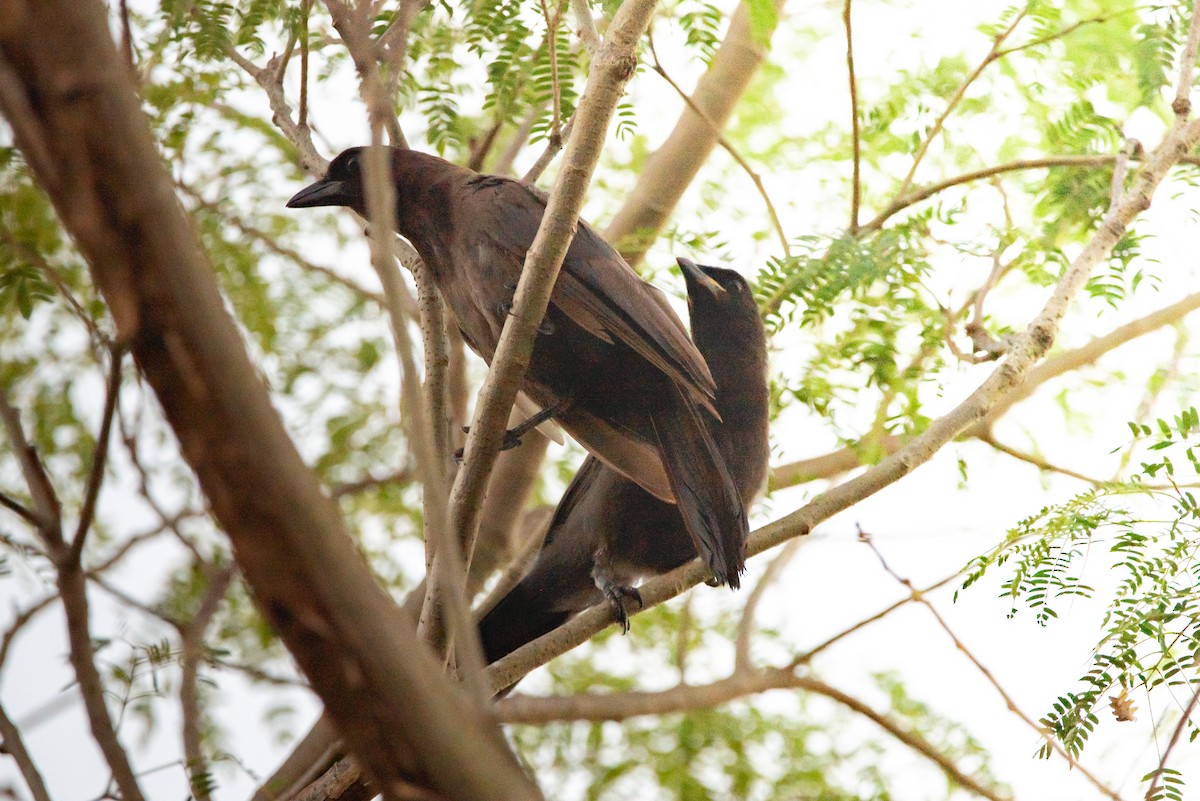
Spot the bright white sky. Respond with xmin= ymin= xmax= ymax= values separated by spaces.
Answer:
xmin=4 ymin=0 xmax=1200 ymax=799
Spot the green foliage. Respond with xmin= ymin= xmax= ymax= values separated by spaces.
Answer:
xmin=960 ymin=409 xmax=1200 ymax=772
xmin=755 ymin=223 xmax=941 ymax=439
xmin=676 ymin=0 xmax=724 ymax=63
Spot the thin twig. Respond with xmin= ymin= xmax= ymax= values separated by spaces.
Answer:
xmin=647 ymin=32 xmax=790 ymax=257
xmin=0 ymin=223 xmax=107 ymax=346
xmin=862 ymin=153 xmax=1200 ymax=233
xmin=734 ymin=538 xmax=804 ymax=671
xmin=794 ymin=570 xmax=963 ymax=666
xmin=218 ymin=37 xmax=325 ymax=174
xmin=859 ymin=531 xmax=1125 ymax=801
xmin=69 ymin=345 xmax=124 ymax=565
xmin=180 ymin=563 xmax=236 ymax=801
xmin=0 ymin=490 xmax=39 ymax=526
xmin=496 ymin=104 xmax=545 ymax=176
xmin=892 ymin=10 xmax=1027 ymax=204
xmin=843 ymin=0 xmax=860 ymax=233
xmin=330 ymin=467 xmax=413 ymax=498
xmin=538 ymin=0 xmax=563 ymax=145
xmin=0 ymin=388 xmax=61 ymax=542
xmin=1144 ymin=681 xmax=1200 ymax=801
xmin=175 ymin=180 xmax=385 ymax=304
xmin=979 ymin=433 xmax=1123 ymax=486
xmin=521 ymin=115 xmax=575 ymax=184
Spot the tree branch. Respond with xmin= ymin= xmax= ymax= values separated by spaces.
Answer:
xmin=180 ymin=564 xmax=236 ymax=801
xmin=0 ymin=697 xmax=52 ymax=801
xmin=860 ymin=533 xmax=1125 ymax=801
xmin=734 ymin=537 xmax=803 ymax=671
xmin=891 ymin=10 xmax=1026 ymax=204
xmin=1144 ymin=680 xmax=1200 ymax=801
xmin=862 ymin=153 xmax=1200 ymax=233
xmin=495 ymin=669 xmax=1007 ymax=801
xmin=843 ymin=0 xmax=860 ymax=233
xmin=69 ymin=345 xmax=123 ymax=565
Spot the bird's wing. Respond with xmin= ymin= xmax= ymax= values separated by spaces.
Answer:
xmin=540 ymin=455 xmax=607 ymax=550
xmin=650 ymin=381 xmax=748 ymax=588
xmin=462 ymin=177 xmax=718 ymax=412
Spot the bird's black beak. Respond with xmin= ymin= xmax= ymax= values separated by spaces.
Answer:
xmin=286 ymin=179 xmax=352 ymax=209
xmin=677 ymin=257 xmax=726 ymax=297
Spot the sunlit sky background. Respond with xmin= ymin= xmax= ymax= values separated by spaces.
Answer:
xmin=4 ymin=0 xmax=1200 ymax=799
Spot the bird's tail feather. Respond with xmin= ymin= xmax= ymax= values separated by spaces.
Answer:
xmin=651 ymin=386 xmax=748 ymax=588
xmin=478 ymin=584 xmax=573 ymax=664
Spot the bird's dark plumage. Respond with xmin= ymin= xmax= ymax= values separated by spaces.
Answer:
xmin=477 ymin=259 xmax=770 ymax=663
xmin=288 ymin=148 xmax=749 ymax=587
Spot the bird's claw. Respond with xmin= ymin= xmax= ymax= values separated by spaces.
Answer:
xmin=453 ymin=425 xmax=525 ymax=462
xmin=602 ymin=583 xmax=643 ymax=633
xmin=495 ymin=300 xmax=555 ymax=335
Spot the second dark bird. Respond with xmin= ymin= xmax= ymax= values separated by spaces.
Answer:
xmin=288 ymin=148 xmax=748 ymax=586
xmin=478 ymin=259 xmax=770 ymax=663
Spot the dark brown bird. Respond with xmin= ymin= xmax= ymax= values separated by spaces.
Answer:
xmin=477 ymin=259 xmax=770 ymax=663
xmin=288 ymin=148 xmax=748 ymax=586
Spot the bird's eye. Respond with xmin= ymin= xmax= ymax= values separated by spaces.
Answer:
xmin=344 ymin=154 xmax=359 ymax=173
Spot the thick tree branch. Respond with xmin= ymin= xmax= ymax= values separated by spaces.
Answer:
xmin=439 ymin=0 xmax=660 ymax=637
xmin=0 ymin=3 xmax=539 ymax=798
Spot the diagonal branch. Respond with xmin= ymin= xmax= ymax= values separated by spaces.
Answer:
xmin=0 ymin=1 xmax=540 ymax=796
xmin=891 ymin=10 xmax=1026 ymax=204
xmin=604 ymin=0 xmax=786 ymax=266
xmin=769 ymin=287 xmax=1200 ymax=491
xmin=861 ymin=533 xmax=1124 ymax=801
xmin=436 ymin=0 xmax=661 ymax=642
xmin=69 ymin=345 xmax=123 ymax=565
xmin=646 ymin=31 xmax=789 ymax=256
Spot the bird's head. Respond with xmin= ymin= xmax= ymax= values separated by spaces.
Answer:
xmin=677 ymin=257 xmax=755 ymax=314
xmin=286 ymin=147 xmax=368 ymax=212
